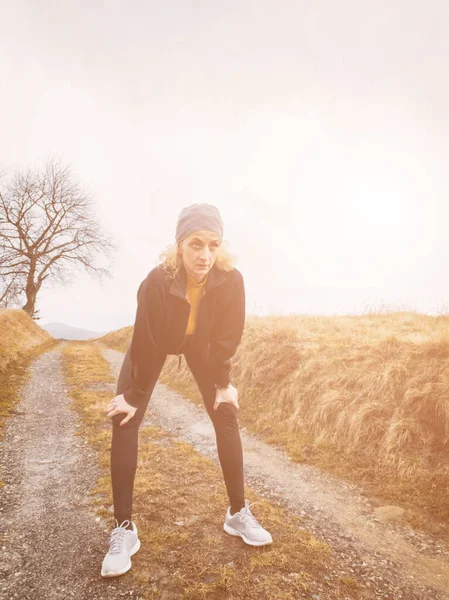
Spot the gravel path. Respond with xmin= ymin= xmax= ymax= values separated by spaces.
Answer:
xmin=0 ymin=342 xmax=145 ymax=600
xmin=101 ymin=345 xmax=449 ymax=600
xmin=1 ymin=340 xmax=449 ymax=600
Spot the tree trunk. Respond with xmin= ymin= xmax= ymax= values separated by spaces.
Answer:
xmin=22 ymin=269 xmax=37 ymax=318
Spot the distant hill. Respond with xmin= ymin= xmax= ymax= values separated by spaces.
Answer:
xmin=40 ymin=322 xmax=110 ymax=340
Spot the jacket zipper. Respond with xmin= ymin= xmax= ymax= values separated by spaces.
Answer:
xmin=175 ymin=296 xmax=191 ymax=368
xmin=175 ymin=292 xmax=205 ymax=368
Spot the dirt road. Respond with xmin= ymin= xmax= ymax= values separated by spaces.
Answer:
xmin=1 ymin=341 xmax=448 ymax=599
xmin=0 ymin=342 xmax=145 ymax=599
xmin=101 ymin=345 xmax=449 ymax=600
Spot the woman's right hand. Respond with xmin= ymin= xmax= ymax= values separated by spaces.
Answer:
xmin=213 ymin=383 xmax=239 ymax=411
xmin=105 ymin=393 xmax=137 ymax=426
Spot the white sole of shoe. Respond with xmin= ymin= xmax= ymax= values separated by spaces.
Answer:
xmin=100 ymin=537 xmax=141 ymax=578
xmin=223 ymin=522 xmax=273 ymax=546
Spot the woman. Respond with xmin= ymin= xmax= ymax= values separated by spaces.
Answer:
xmin=101 ymin=203 xmax=272 ymax=578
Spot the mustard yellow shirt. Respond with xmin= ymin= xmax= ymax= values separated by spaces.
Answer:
xmin=185 ymin=272 xmax=209 ymax=335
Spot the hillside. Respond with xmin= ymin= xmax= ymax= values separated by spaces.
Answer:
xmin=0 ymin=308 xmax=54 ymax=373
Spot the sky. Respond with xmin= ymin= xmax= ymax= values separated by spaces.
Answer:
xmin=1 ymin=1 xmax=448 ymax=332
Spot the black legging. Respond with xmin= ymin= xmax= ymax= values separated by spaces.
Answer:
xmin=110 ymin=338 xmax=245 ymax=523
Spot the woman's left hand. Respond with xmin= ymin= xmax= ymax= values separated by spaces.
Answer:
xmin=213 ymin=383 xmax=239 ymax=411
xmin=105 ymin=393 xmax=138 ymax=426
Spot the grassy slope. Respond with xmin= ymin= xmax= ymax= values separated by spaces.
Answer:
xmin=0 ymin=308 xmax=54 ymax=372
xmin=97 ymin=311 xmax=449 ymax=536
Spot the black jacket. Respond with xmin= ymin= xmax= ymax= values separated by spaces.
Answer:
xmin=123 ymin=262 xmax=246 ymax=407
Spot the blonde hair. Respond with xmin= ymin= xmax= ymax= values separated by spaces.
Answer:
xmin=158 ymin=232 xmax=237 ymax=279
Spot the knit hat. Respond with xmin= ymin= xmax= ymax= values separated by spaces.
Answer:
xmin=175 ymin=203 xmax=223 ymax=244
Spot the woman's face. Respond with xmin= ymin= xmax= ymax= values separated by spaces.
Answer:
xmin=178 ymin=230 xmax=221 ymax=282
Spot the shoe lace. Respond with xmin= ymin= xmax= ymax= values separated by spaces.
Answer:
xmin=108 ymin=519 xmax=131 ymax=554
xmin=239 ymin=500 xmax=261 ymax=528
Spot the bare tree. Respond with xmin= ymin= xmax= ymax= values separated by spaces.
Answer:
xmin=0 ymin=159 xmax=117 ymax=318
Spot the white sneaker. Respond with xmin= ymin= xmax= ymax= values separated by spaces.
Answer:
xmin=101 ymin=519 xmax=141 ymax=577
xmin=224 ymin=499 xmax=273 ymax=546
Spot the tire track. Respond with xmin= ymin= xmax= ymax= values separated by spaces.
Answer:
xmin=0 ymin=343 xmax=145 ymax=600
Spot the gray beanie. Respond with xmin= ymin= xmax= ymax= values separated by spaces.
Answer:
xmin=175 ymin=203 xmax=223 ymax=243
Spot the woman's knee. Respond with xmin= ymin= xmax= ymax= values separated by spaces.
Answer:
xmin=111 ymin=410 xmax=143 ymax=430
xmin=212 ymin=401 xmax=239 ymax=426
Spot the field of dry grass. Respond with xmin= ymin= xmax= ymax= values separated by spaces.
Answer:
xmin=1 ymin=307 xmax=445 ymax=596
xmin=61 ymin=340 xmax=365 ymax=599
xmin=98 ymin=310 xmax=449 ymax=535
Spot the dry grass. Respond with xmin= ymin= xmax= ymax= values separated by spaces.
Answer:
xmin=98 ymin=311 xmax=449 ymax=534
xmin=0 ymin=308 xmax=54 ymax=374
xmin=97 ymin=325 xmax=133 ymax=353
xmin=61 ymin=339 xmax=365 ymax=599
